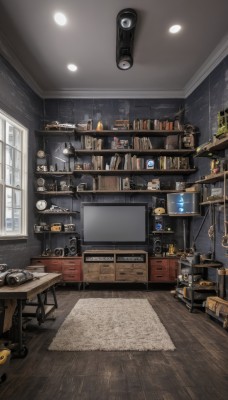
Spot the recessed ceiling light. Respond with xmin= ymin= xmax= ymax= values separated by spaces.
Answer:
xmin=169 ymin=24 xmax=182 ymax=34
xmin=67 ymin=64 xmax=78 ymax=72
xmin=54 ymin=12 xmax=67 ymax=26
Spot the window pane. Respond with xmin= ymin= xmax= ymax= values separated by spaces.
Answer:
xmin=14 ymin=128 xmax=22 ymax=149
xmin=14 ymin=189 xmax=21 ymax=208
xmin=14 ymin=169 xmax=21 ymax=187
xmin=6 ymin=122 xmax=14 ymax=146
xmin=15 ymin=149 xmax=21 ymax=170
xmin=5 ymin=145 xmax=13 ymax=166
xmin=5 ymin=187 xmax=12 ymax=207
xmin=13 ymin=209 xmax=21 ymax=232
xmin=5 ymin=208 xmax=13 ymax=232
xmin=5 ymin=165 xmax=13 ymax=185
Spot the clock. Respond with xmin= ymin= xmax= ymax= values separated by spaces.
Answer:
xmin=36 ymin=200 xmax=47 ymax=211
xmin=37 ymin=149 xmax=46 ymax=159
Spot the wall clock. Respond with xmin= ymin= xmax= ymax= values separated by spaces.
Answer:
xmin=36 ymin=200 xmax=47 ymax=211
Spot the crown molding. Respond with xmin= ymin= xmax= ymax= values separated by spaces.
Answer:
xmin=43 ymin=89 xmax=184 ymax=99
xmin=184 ymin=33 xmax=228 ymax=98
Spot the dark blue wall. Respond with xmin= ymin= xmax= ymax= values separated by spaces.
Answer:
xmin=185 ymin=56 xmax=228 ymax=274
xmin=0 ymin=55 xmax=43 ymax=268
xmin=42 ymin=98 xmax=184 ymax=130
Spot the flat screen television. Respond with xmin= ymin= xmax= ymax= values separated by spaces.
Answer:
xmin=82 ymin=203 xmax=147 ymax=244
xmin=167 ymin=192 xmax=200 ymax=215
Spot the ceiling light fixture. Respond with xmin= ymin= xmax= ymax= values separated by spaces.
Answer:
xmin=116 ymin=8 xmax=137 ymax=71
xmin=54 ymin=12 xmax=67 ymax=26
xmin=169 ymin=24 xmax=182 ymax=34
xmin=67 ymin=64 xmax=77 ymax=72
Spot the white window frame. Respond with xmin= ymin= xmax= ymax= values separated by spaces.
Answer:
xmin=0 ymin=109 xmax=28 ymax=239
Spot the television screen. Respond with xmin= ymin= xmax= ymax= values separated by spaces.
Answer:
xmin=167 ymin=192 xmax=200 ymax=215
xmin=82 ymin=203 xmax=147 ymax=243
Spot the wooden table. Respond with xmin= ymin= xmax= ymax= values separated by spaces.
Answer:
xmin=0 ymin=272 xmax=61 ymax=357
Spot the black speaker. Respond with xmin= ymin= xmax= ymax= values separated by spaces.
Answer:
xmin=153 ymin=238 xmax=162 ymax=255
xmin=69 ymin=237 xmax=78 ymax=256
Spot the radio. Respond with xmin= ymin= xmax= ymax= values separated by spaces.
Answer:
xmin=64 ymin=224 xmax=75 ymax=232
xmin=51 ymin=223 xmax=63 ymax=232
xmin=34 ymin=224 xmax=43 ymax=233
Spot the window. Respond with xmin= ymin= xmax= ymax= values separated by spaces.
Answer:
xmin=0 ymin=109 xmax=28 ymax=238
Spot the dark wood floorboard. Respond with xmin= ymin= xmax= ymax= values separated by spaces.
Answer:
xmin=0 ymin=285 xmax=228 ymax=400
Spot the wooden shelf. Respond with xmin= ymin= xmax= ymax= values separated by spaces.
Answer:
xmin=196 ymin=136 xmax=228 ymax=157
xmin=196 ymin=172 xmax=225 ymax=184
xmin=75 ymin=129 xmax=185 ymax=137
xmin=75 ymin=149 xmax=195 ymax=155
xmin=34 ymin=231 xmax=78 ymax=235
xmin=193 ymin=263 xmax=223 ymax=268
xmin=200 ymin=197 xmax=228 ymax=206
xmin=35 ymin=191 xmax=74 ymax=195
xmin=76 ymin=190 xmax=193 ymax=194
xmin=36 ymin=211 xmax=78 ymax=215
xmin=35 ymin=172 xmax=73 ymax=176
xmin=36 ymin=129 xmax=75 ymax=135
xmin=73 ymin=169 xmax=196 ymax=175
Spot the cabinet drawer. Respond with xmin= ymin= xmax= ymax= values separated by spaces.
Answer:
xmin=63 ymin=264 xmax=81 ymax=271
xmin=150 ymin=272 xmax=170 ymax=282
xmin=83 ymin=273 xmax=99 ymax=282
xmin=83 ymin=264 xmax=100 ymax=273
xmin=63 ymin=272 xmax=81 ymax=282
xmin=149 ymin=259 xmax=168 ymax=268
xmin=99 ymin=274 xmax=115 ymax=282
xmin=116 ymin=267 xmax=147 ymax=282
xmin=74 ymin=260 xmax=82 ymax=268
xmin=100 ymin=264 xmax=115 ymax=274
xmin=45 ymin=265 xmax=63 ymax=274
xmin=31 ymin=258 xmax=63 ymax=274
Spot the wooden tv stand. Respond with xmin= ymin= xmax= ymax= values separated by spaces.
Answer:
xmin=83 ymin=250 xmax=148 ymax=284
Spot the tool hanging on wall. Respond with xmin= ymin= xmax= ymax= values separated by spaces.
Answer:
xmin=222 ymin=172 xmax=228 ymax=248
xmin=208 ymin=203 xmax=215 ymax=260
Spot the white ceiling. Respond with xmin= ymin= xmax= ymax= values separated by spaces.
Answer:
xmin=0 ymin=0 xmax=228 ymax=99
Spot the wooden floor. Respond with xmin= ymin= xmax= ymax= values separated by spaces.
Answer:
xmin=1 ymin=284 xmax=228 ymax=400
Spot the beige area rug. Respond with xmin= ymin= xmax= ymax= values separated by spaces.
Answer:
xmin=48 ymin=298 xmax=175 ymax=351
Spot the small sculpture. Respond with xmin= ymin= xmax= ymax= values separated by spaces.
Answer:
xmin=96 ymin=120 xmax=103 ymax=131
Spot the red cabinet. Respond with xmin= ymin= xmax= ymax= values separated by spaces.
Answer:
xmin=31 ymin=257 xmax=82 ymax=283
xmin=148 ymin=257 xmax=178 ymax=283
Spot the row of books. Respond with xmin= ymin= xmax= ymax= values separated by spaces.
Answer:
xmin=90 ymin=155 xmax=190 ymax=171
xmin=83 ymin=136 xmax=103 ymax=150
xmin=159 ymin=156 xmax=190 ymax=170
xmin=133 ymin=136 xmax=153 ymax=150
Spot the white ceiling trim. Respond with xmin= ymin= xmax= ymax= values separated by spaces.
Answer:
xmin=43 ymin=89 xmax=184 ymax=99
xmin=184 ymin=33 xmax=228 ymax=98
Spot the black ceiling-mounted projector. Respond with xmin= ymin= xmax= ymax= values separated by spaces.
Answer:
xmin=116 ymin=9 xmax=137 ymax=70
